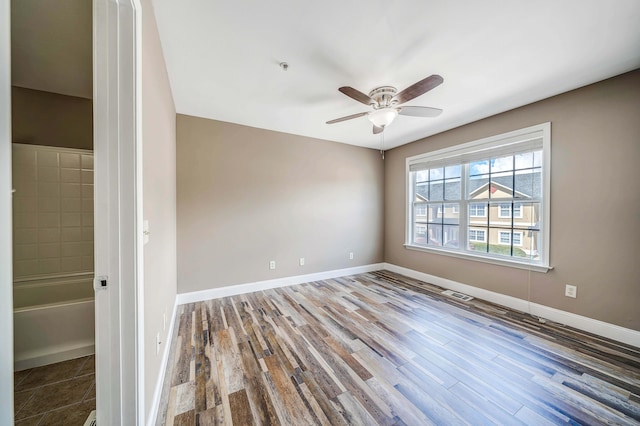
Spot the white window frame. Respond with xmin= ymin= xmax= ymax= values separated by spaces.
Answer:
xmin=405 ymin=123 xmax=551 ymax=272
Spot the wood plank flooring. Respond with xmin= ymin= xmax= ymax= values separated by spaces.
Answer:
xmin=156 ymin=271 xmax=640 ymax=425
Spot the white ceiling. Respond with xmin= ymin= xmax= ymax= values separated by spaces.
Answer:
xmin=10 ymin=1 xmax=640 ymax=149
xmin=151 ymin=0 xmax=640 ymax=149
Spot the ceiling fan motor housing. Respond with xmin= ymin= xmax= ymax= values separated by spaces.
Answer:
xmin=368 ymin=86 xmax=398 ymax=109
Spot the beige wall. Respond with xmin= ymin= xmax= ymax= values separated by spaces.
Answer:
xmin=11 ymin=86 xmax=92 ymax=150
xmin=385 ymin=69 xmax=640 ymax=331
xmin=177 ymin=115 xmax=384 ymax=293
xmin=141 ymin=0 xmax=177 ymax=419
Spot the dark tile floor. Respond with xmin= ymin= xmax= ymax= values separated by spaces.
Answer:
xmin=14 ymin=355 xmax=96 ymax=426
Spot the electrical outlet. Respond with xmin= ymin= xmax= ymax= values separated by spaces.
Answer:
xmin=565 ymin=284 xmax=577 ymax=298
xmin=299 ymin=257 xmax=305 ymax=266
xmin=269 ymin=261 xmax=276 ymax=270
xmin=349 ymin=252 xmax=354 ymax=260
xmin=156 ymin=332 xmax=162 ymax=355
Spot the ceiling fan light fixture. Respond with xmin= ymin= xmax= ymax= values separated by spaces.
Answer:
xmin=367 ymin=108 xmax=398 ymax=128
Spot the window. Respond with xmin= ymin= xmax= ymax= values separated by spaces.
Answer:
xmin=498 ymin=203 xmax=523 ymax=218
xmin=499 ymin=231 xmax=511 ymax=244
xmin=469 ymin=229 xmax=486 ymax=242
xmin=470 ymin=203 xmax=486 ymax=217
xmin=406 ymin=123 xmax=550 ymax=271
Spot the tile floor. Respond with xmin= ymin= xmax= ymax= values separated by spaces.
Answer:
xmin=14 ymin=355 xmax=96 ymax=425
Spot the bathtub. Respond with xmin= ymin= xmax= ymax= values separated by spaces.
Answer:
xmin=13 ymin=274 xmax=95 ymax=371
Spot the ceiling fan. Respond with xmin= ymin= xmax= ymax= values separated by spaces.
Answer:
xmin=326 ymin=74 xmax=444 ymax=134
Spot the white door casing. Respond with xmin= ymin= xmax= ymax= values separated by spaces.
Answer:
xmin=94 ymin=0 xmax=143 ymax=424
xmin=0 ymin=0 xmax=14 ymax=423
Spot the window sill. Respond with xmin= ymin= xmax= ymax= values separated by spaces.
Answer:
xmin=404 ymin=244 xmax=552 ymax=273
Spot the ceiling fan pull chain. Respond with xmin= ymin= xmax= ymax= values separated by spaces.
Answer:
xmin=381 ymin=132 xmax=385 ymax=160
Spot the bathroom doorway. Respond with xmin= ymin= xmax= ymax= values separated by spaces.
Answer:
xmin=11 ymin=0 xmax=96 ymax=422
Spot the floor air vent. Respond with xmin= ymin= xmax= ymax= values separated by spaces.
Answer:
xmin=83 ymin=410 xmax=96 ymax=426
xmin=442 ymin=290 xmax=474 ymax=302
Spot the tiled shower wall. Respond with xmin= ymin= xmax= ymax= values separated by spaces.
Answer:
xmin=12 ymin=144 xmax=94 ymax=279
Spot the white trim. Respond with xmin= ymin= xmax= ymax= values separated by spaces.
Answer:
xmin=176 ymin=264 xmax=385 ymax=305
xmin=404 ymin=244 xmax=551 ymax=273
xmin=147 ymin=301 xmax=178 ymax=425
xmin=14 ymin=344 xmax=95 ymax=372
xmin=383 ymin=263 xmax=640 ymax=348
xmin=0 ymin=0 xmax=14 ymax=420
xmin=93 ymin=0 xmax=140 ymax=424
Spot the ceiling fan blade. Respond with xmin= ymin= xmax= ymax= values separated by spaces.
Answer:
xmin=339 ymin=86 xmax=375 ymax=106
xmin=373 ymin=125 xmax=384 ymax=134
xmin=326 ymin=111 xmax=368 ymax=124
xmin=393 ymin=74 xmax=444 ymax=104
xmin=398 ymin=106 xmax=443 ymax=117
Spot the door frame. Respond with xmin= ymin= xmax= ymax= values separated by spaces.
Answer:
xmin=0 ymin=0 xmax=142 ymax=422
xmin=94 ymin=0 xmax=143 ymax=424
xmin=0 ymin=0 xmax=14 ymax=423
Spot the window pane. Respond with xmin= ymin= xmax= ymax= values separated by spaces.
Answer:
xmin=488 ymin=228 xmax=512 ymax=256
xmin=514 ymin=170 xmax=541 ymax=199
xmin=512 ymin=202 xmax=540 ymax=228
xmin=515 ymin=152 xmax=533 ymax=170
xmin=491 ymin=155 xmax=513 ymax=173
xmin=445 ymin=165 xmax=461 ymax=179
xmin=533 ymin=151 xmax=542 ymax=167
xmin=490 ymin=171 xmax=514 ymax=199
xmin=430 ymin=167 xmax=444 ymax=180
xmin=413 ymin=224 xmax=428 ymax=246
xmin=470 ymin=160 xmax=489 ymax=176
xmin=428 ymin=204 xmax=442 ymax=223
xmin=468 ymin=227 xmax=488 ymax=251
xmin=429 ymin=181 xmax=444 ymax=201
xmin=415 ymin=170 xmax=429 ymax=183
xmin=428 ymin=224 xmax=442 ymax=246
xmin=468 ymin=174 xmax=489 ymax=199
xmin=414 ymin=203 xmax=428 ymax=219
xmin=444 ymin=178 xmax=461 ymax=201
xmin=516 ymin=230 xmax=541 ymax=260
xmin=443 ymin=225 xmax=459 ymax=248
xmin=443 ymin=203 xmax=459 ymax=225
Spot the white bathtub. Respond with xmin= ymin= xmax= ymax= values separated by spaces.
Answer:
xmin=14 ymin=276 xmax=95 ymax=371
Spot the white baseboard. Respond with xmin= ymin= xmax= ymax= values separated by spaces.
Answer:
xmin=384 ymin=263 xmax=640 ymax=348
xmin=176 ymin=263 xmax=385 ymax=305
xmin=14 ymin=343 xmax=95 ymax=372
xmin=147 ymin=300 xmax=179 ymax=426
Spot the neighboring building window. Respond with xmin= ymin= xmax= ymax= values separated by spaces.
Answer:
xmin=469 ymin=229 xmax=486 ymax=242
xmin=406 ymin=123 xmax=550 ymax=271
xmin=513 ymin=232 xmax=522 ymax=246
xmin=470 ymin=204 xmax=486 ymax=217
xmin=499 ymin=231 xmax=511 ymax=244
xmin=498 ymin=203 xmax=523 ymax=218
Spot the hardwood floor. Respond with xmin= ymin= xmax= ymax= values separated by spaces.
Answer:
xmin=156 ymin=271 xmax=640 ymax=425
